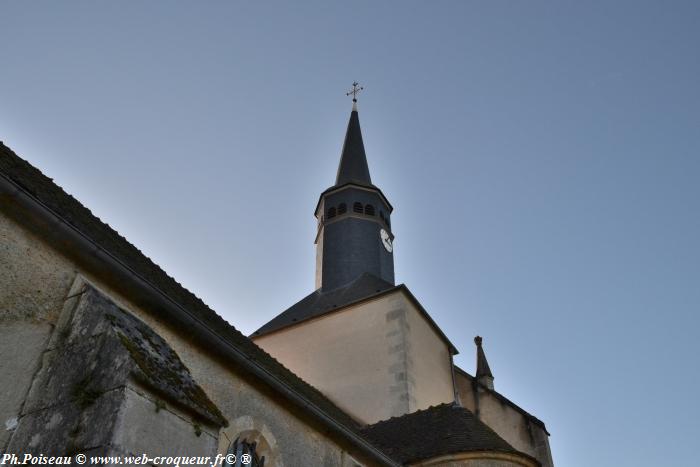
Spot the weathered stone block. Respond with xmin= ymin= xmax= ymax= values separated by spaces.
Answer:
xmin=7 ymin=286 xmax=225 ymax=459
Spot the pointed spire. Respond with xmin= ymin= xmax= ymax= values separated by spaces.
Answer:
xmin=474 ymin=336 xmax=495 ymax=390
xmin=335 ymin=104 xmax=372 ymax=186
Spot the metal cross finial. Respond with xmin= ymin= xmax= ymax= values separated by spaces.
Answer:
xmin=346 ymin=82 xmax=364 ymax=102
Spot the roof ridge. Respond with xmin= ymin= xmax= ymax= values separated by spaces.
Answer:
xmin=252 ymin=272 xmax=398 ymax=337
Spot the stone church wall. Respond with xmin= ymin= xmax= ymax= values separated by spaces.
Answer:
xmin=454 ymin=370 xmax=553 ymax=467
xmin=0 ymin=212 xmax=384 ymax=466
xmin=0 ymin=322 xmax=51 ymax=450
xmin=253 ymin=290 xmax=455 ymax=424
xmin=402 ymin=297 xmax=455 ymax=413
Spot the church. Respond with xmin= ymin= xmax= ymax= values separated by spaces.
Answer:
xmin=0 ymin=94 xmax=553 ymax=466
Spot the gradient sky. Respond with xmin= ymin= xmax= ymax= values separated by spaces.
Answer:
xmin=2 ymin=2 xmax=699 ymax=466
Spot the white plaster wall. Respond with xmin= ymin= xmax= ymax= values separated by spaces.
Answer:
xmin=0 ymin=212 xmax=382 ymax=467
xmin=404 ymin=299 xmax=455 ymax=412
xmin=253 ymin=291 xmax=455 ymax=424
xmin=315 ymin=199 xmax=325 ymax=290
xmin=256 ymin=292 xmax=399 ymax=423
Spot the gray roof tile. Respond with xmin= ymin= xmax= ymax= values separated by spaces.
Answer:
xmin=360 ymin=403 xmax=538 ymax=465
xmin=336 ymin=109 xmax=371 ymax=186
xmin=253 ymin=272 xmax=395 ymax=337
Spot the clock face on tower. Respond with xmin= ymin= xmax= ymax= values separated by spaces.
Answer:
xmin=380 ymin=228 xmax=393 ymax=253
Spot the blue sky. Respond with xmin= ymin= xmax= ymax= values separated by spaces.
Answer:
xmin=2 ymin=2 xmax=699 ymax=465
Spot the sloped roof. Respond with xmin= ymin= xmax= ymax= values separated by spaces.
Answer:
xmin=0 ymin=142 xmax=397 ymax=462
xmin=252 ymin=272 xmax=395 ymax=337
xmin=251 ymin=274 xmax=458 ymax=354
xmin=360 ymin=403 xmax=537 ymax=465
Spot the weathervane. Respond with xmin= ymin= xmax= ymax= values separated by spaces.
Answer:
xmin=345 ymin=81 xmax=364 ymax=102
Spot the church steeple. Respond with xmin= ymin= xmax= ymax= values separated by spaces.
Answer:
xmin=335 ymin=105 xmax=371 ymax=186
xmin=314 ymin=90 xmax=394 ymax=291
xmin=475 ymin=336 xmax=495 ymax=390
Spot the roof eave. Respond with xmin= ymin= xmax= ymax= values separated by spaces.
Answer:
xmin=314 ymin=182 xmax=394 ymax=217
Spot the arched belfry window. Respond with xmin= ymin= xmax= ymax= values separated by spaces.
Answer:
xmin=338 ymin=203 xmax=347 ymax=215
xmin=353 ymin=202 xmax=363 ymax=213
xmin=365 ymin=204 xmax=375 ymax=216
xmin=327 ymin=207 xmax=336 ymax=219
xmin=225 ymin=438 xmax=265 ymax=467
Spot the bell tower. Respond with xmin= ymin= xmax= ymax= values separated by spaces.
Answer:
xmin=314 ymin=93 xmax=395 ymax=291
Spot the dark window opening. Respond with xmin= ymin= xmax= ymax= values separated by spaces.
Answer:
xmin=365 ymin=204 xmax=375 ymax=216
xmin=353 ymin=202 xmax=363 ymax=213
xmin=225 ymin=438 xmax=265 ymax=467
xmin=338 ymin=203 xmax=347 ymax=215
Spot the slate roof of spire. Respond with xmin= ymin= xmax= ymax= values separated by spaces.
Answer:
xmin=335 ymin=106 xmax=372 ymax=186
xmin=360 ymin=403 xmax=539 ymax=465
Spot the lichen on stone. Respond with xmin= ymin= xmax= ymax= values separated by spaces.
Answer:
xmin=155 ymin=399 xmax=166 ymax=413
xmin=72 ymin=377 xmax=101 ymax=408
xmin=107 ymin=297 xmax=227 ymax=427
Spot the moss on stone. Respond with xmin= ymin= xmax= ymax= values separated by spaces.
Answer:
xmin=73 ymin=378 xmax=100 ymax=408
xmin=115 ymin=324 xmax=227 ymax=427
xmin=155 ymin=399 xmax=166 ymax=413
